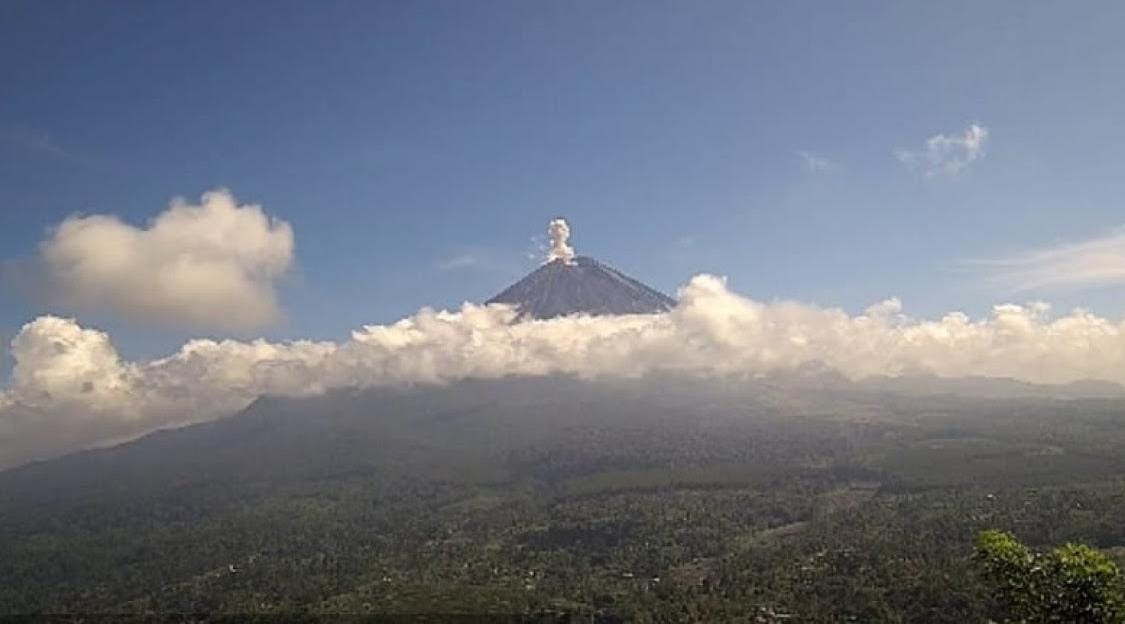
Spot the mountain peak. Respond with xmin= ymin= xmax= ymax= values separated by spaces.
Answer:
xmin=487 ymin=254 xmax=675 ymax=320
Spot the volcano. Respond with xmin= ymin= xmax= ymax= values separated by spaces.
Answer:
xmin=486 ymin=220 xmax=675 ymax=320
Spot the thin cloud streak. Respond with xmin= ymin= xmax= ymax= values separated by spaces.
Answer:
xmin=0 ymin=125 xmax=100 ymax=168
xmin=436 ymin=253 xmax=488 ymax=271
xmin=971 ymin=228 xmax=1125 ymax=293
xmin=435 ymin=250 xmax=515 ymax=274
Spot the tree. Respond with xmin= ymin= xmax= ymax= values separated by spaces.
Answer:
xmin=974 ymin=529 xmax=1125 ymax=623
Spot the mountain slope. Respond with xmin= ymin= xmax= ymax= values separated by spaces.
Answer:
xmin=7 ymin=376 xmax=1125 ymax=617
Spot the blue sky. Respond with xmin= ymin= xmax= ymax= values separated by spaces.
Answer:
xmin=4 ymin=0 xmax=1125 ymax=372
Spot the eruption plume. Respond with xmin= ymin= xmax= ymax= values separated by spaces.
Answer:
xmin=546 ymin=218 xmax=576 ymax=264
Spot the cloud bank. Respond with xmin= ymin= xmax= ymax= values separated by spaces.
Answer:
xmin=39 ymin=189 xmax=293 ymax=331
xmin=896 ymin=123 xmax=988 ymax=177
xmin=5 ymin=274 xmax=1125 ymax=469
xmin=974 ymin=228 xmax=1125 ymax=292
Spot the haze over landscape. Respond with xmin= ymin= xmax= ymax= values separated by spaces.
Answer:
xmin=5 ymin=2 xmax=1125 ymax=620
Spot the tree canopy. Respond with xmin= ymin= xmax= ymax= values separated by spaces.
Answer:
xmin=974 ymin=529 xmax=1125 ymax=623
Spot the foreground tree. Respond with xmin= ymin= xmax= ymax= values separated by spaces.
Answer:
xmin=974 ymin=529 xmax=1125 ymax=623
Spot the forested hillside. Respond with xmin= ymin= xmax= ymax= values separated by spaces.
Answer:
xmin=4 ymin=376 xmax=1125 ymax=621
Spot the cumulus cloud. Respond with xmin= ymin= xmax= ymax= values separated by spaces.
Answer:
xmin=6 ymin=316 xmax=133 ymax=413
xmin=896 ymin=123 xmax=988 ymax=177
xmin=973 ymin=228 xmax=1125 ymax=293
xmin=38 ymin=189 xmax=293 ymax=331
xmin=5 ymin=275 xmax=1125 ymax=468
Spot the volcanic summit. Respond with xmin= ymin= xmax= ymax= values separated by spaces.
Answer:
xmin=487 ymin=219 xmax=676 ymax=320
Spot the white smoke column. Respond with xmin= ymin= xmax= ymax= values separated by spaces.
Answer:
xmin=546 ymin=218 xmax=576 ymax=264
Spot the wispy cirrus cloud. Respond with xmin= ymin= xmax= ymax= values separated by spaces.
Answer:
xmin=0 ymin=125 xmax=99 ymax=168
xmin=797 ymin=150 xmax=837 ymax=172
xmin=896 ymin=123 xmax=988 ymax=177
xmin=971 ymin=227 xmax=1125 ymax=292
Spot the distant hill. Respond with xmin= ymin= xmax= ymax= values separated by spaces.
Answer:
xmin=857 ymin=373 xmax=1125 ymax=400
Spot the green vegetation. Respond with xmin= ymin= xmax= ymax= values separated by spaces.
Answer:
xmin=975 ymin=529 xmax=1125 ymax=623
xmin=3 ymin=377 xmax=1125 ymax=620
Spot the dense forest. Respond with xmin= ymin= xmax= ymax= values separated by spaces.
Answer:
xmin=4 ymin=375 xmax=1125 ymax=621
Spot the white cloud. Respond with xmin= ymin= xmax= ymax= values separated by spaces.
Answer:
xmin=39 ymin=189 xmax=293 ymax=331
xmin=973 ymin=228 xmax=1125 ymax=292
xmin=6 ymin=315 xmax=133 ymax=414
xmin=6 ymin=275 xmax=1125 ymax=468
xmin=896 ymin=123 xmax=988 ymax=177
xmin=797 ymin=150 xmax=837 ymax=172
